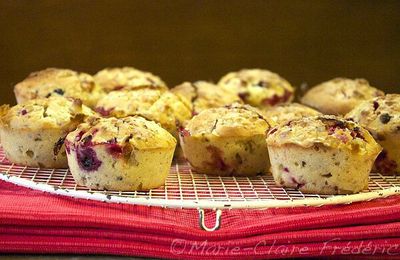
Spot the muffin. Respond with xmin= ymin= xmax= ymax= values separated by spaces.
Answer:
xmin=95 ymin=87 xmax=191 ymax=138
xmin=65 ymin=116 xmax=176 ymax=191
xmin=267 ymin=116 xmax=382 ymax=194
xmin=218 ymin=69 xmax=295 ymax=108
xmin=171 ymin=81 xmax=242 ymax=116
xmin=263 ymin=103 xmax=321 ymax=125
xmin=0 ymin=97 xmax=94 ymax=168
xmin=93 ymin=67 xmax=167 ymax=93
xmin=346 ymin=94 xmax=400 ymax=175
xmin=14 ymin=68 xmax=104 ymax=108
xmin=179 ymin=104 xmax=271 ymax=176
xmin=301 ymin=78 xmax=384 ymax=115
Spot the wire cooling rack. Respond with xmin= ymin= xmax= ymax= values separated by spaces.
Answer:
xmin=1 ymin=147 xmax=400 ymax=231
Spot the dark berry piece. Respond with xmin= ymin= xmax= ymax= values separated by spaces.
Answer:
xmin=81 ymin=135 xmax=93 ymax=146
xmin=53 ymin=88 xmax=65 ymax=95
xmin=20 ymin=109 xmax=27 ymax=115
xmin=257 ymin=81 xmax=270 ymax=88
xmin=76 ymin=147 xmax=102 ymax=171
xmin=373 ymin=101 xmax=379 ymax=111
xmin=380 ymin=113 xmax=391 ymax=124
xmin=350 ymin=127 xmax=365 ymax=141
xmin=53 ymin=136 xmax=66 ymax=156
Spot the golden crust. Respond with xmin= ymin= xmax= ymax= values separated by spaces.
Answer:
xmin=266 ymin=115 xmax=381 ymax=155
xmin=171 ymin=81 xmax=242 ymax=115
xmin=301 ymin=78 xmax=384 ymax=115
xmin=263 ymin=103 xmax=321 ymax=125
xmin=346 ymin=94 xmax=400 ymax=135
xmin=218 ymin=69 xmax=294 ymax=108
xmin=66 ymin=116 xmax=176 ymax=150
xmin=95 ymin=88 xmax=191 ymax=136
xmin=186 ymin=104 xmax=271 ymax=137
xmin=93 ymin=67 xmax=167 ymax=93
xmin=14 ymin=68 xmax=103 ymax=108
xmin=0 ymin=96 xmax=95 ymax=131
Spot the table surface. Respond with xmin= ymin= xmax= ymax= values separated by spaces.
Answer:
xmin=0 ymin=256 xmax=151 ymax=260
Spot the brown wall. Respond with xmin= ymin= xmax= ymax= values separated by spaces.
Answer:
xmin=0 ymin=0 xmax=399 ymax=105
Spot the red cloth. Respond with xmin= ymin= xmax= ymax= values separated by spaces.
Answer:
xmin=1 ymin=180 xmax=400 ymax=259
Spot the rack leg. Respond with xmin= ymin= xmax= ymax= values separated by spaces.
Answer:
xmin=198 ymin=209 xmax=222 ymax=231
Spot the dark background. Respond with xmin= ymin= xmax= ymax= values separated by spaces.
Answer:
xmin=0 ymin=0 xmax=399 ymax=105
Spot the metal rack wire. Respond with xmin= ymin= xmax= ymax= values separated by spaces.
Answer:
xmin=0 ymin=148 xmax=399 ymax=231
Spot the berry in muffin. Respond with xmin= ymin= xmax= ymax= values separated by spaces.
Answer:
xmin=301 ymin=78 xmax=384 ymax=115
xmin=218 ymin=69 xmax=295 ymax=108
xmin=267 ymin=115 xmax=382 ymax=194
xmin=95 ymin=87 xmax=191 ymax=138
xmin=346 ymin=94 xmax=400 ymax=175
xmin=171 ymin=81 xmax=242 ymax=116
xmin=93 ymin=67 xmax=167 ymax=93
xmin=0 ymin=97 xmax=94 ymax=168
xmin=179 ymin=104 xmax=271 ymax=176
xmin=14 ymin=68 xmax=104 ymax=108
xmin=65 ymin=116 xmax=176 ymax=191
xmin=262 ymin=103 xmax=321 ymax=125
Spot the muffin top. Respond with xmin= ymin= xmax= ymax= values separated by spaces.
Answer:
xmin=301 ymin=78 xmax=384 ymax=115
xmin=0 ymin=96 xmax=94 ymax=131
xmin=14 ymin=68 xmax=103 ymax=108
xmin=95 ymin=87 xmax=192 ymax=136
xmin=218 ymin=69 xmax=294 ymax=108
xmin=267 ymin=115 xmax=381 ymax=155
xmin=93 ymin=67 xmax=167 ymax=93
xmin=346 ymin=94 xmax=400 ymax=137
xmin=263 ymin=103 xmax=321 ymax=125
xmin=171 ymin=81 xmax=242 ymax=115
xmin=66 ymin=116 xmax=176 ymax=150
xmin=184 ymin=104 xmax=271 ymax=137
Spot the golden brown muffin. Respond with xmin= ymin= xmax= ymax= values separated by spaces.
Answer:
xmin=262 ymin=103 xmax=321 ymax=125
xmin=95 ymin=87 xmax=191 ymax=138
xmin=171 ymin=81 xmax=243 ymax=116
xmin=218 ymin=69 xmax=295 ymax=108
xmin=93 ymin=67 xmax=167 ymax=93
xmin=65 ymin=116 xmax=176 ymax=191
xmin=14 ymin=68 xmax=103 ymax=108
xmin=267 ymin=115 xmax=382 ymax=194
xmin=301 ymin=78 xmax=384 ymax=115
xmin=179 ymin=104 xmax=271 ymax=176
xmin=346 ymin=94 xmax=400 ymax=175
xmin=0 ymin=96 xmax=94 ymax=168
